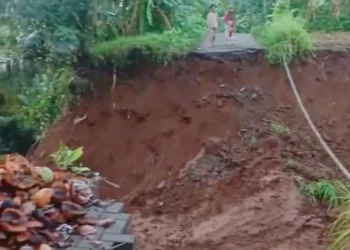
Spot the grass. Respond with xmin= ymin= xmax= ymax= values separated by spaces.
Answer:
xmin=299 ymin=180 xmax=350 ymax=250
xmin=300 ymin=180 xmax=339 ymax=208
xmin=330 ymin=208 xmax=350 ymax=250
xmin=328 ymin=182 xmax=350 ymax=250
xmin=90 ymin=29 xmax=204 ymax=64
xmin=253 ymin=13 xmax=314 ymax=64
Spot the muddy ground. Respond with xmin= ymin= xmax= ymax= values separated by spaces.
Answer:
xmin=30 ymin=50 xmax=350 ymax=249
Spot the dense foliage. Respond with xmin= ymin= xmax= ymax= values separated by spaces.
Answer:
xmin=224 ymin=0 xmax=350 ymax=33
xmin=1 ymin=0 xmax=349 ymax=63
xmin=0 ymin=0 xmax=209 ymax=153
xmin=16 ymin=68 xmax=73 ymax=136
xmin=2 ymin=0 xmax=209 ymax=63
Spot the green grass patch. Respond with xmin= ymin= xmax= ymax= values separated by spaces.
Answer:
xmin=90 ymin=29 xmax=204 ymax=64
xmin=300 ymin=180 xmax=339 ymax=208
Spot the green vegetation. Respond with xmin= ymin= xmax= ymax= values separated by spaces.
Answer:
xmin=16 ymin=68 xmax=73 ymax=138
xmin=90 ymin=15 xmax=205 ymax=63
xmin=300 ymin=180 xmax=339 ymax=208
xmin=51 ymin=142 xmax=90 ymax=174
xmin=197 ymin=0 xmax=350 ymax=34
xmin=328 ymin=182 xmax=350 ymax=250
xmin=3 ymin=0 xmax=207 ymax=64
xmin=330 ymin=206 xmax=350 ymax=250
xmin=255 ymin=13 xmax=314 ymax=64
xmin=299 ymin=180 xmax=350 ymax=250
xmin=0 ymin=0 xmax=208 ymax=153
xmin=0 ymin=117 xmax=35 ymax=155
xmin=253 ymin=0 xmax=314 ymax=64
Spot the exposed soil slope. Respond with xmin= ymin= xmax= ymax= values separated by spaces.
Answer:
xmin=30 ymin=51 xmax=350 ymax=249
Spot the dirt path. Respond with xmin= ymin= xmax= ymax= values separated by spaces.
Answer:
xmin=29 ymin=50 xmax=350 ymax=249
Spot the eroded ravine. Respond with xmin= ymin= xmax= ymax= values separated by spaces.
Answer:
xmin=30 ymin=51 xmax=350 ymax=249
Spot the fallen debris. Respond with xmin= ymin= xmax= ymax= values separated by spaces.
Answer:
xmin=0 ymin=154 xmax=116 ymax=249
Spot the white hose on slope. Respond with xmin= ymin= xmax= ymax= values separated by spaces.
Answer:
xmin=282 ymin=57 xmax=350 ymax=181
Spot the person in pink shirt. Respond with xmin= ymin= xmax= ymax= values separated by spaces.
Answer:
xmin=223 ymin=7 xmax=235 ymax=44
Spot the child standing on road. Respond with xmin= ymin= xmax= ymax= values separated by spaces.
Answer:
xmin=206 ymin=4 xmax=218 ymax=48
xmin=223 ymin=8 xmax=235 ymax=44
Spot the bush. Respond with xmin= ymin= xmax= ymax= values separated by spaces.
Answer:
xmin=0 ymin=116 xmax=36 ymax=155
xmin=0 ymin=26 xmax=11 ymax=46
xmin=255 ymin=13 xmax=314 ymax=64
xmin=12 ymin=0 xmax=92 ymax=61
xmin=307 ymin=14 xmax=350 ymax=32
xmin=16 ymin=67 xmax=73 ymax=138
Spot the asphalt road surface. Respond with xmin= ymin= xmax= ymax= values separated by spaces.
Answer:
xmin=196 ymin=33 xmax=261 ymax=53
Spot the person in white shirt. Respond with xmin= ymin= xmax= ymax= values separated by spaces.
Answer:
xmin=206 ymin=4 xmax=218 ymax=48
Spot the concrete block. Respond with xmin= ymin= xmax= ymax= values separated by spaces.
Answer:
xmin=96 ymin=227 xmax=106 ymax=239
xmin=99 ymin=213 xmax=130 ymax=221
xmin=104 ymin=202 xmax=124 ymax=213
xmin=54 ymin=202 xmax=132 ymax=250
xmin=76 ymin=239 xmax=92 ymax=249
xmin=109 ymin=234 xmax=135 ymax=250
xmin=104 ymin=219 xmax=129 ymax=234
xmin=69 ymin=235 xmax=83 ymax=247
xmin=86 ymin=207 xmax=104 ymax=218
xmin=100 ymin=233 xmax=135 ymax=243
xmin=75 ymin=239 xmax=114 ymax=250
xmin=67 ymin=248 xmax=89 ymax=250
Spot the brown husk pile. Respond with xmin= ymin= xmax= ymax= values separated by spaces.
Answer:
xmin=0 ymin=154 xmax=115 ymax=250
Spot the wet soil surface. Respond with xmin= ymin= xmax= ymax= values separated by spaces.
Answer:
xmin=30 ymin=50 xmax=350 ymax=249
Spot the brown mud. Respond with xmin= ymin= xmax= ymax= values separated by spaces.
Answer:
xmin=30 ymin=51 xmax=350 ymax=249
